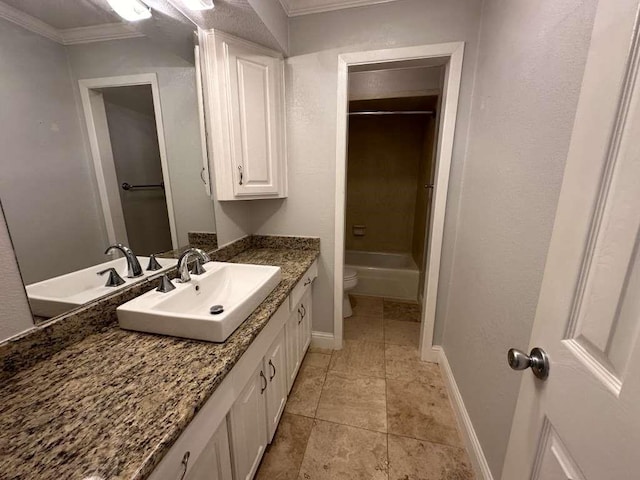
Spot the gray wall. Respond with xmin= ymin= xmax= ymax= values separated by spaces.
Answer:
xmin=248 ymin=0 xmax=484 ymax=335
xmin=0 ymin=18 xmax=108 ymax=284
xmin=439 ymin=0 xmax=598 ymax=476
xmin=66 ymin=37 xmax=216 ymax=247
xmin=0 ymin=206 xmax=34 ymax=341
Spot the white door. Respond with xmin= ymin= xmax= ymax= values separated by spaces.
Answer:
xmin=264 ymin=328 xmax=288 ymax=442
xmin=229 ymin=362 xmax=268 ymax=480
xmin=185 ymin=420 xmax=233 ymax=480
xmin=225 ymin=40 xmax=283 ymax=197
xmin=503 ymin=1 xmax=640 ymax=478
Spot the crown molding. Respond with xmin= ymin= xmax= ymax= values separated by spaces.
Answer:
xmin=0 ymin=0 xmax=62 ymax=43
xmin=0 ymin=0 xmax=144 ymax=45
xmin=277 ymin=0 xmax=292 ymax=16
xmin=61 ymin=23 xmax=144 ymax=45
xmin=278 ymin=0 xmax=398 ymax=17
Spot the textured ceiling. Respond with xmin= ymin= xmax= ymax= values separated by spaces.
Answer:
xmin=1 ymin=0 xmax=121 ymax=29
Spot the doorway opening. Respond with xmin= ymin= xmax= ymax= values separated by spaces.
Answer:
xmin=79 ymin=74 xmax=178 ymax=254
xmin=334 ymin=44 xmax=464 ymax=362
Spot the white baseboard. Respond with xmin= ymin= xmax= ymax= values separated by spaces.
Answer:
xmin=311 ymin=331 xmax=336 ymax=350
xmin=434 ymin=346 xmax=494 ymax=480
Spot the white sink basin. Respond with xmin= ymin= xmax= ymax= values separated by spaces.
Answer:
xmin=116 ymin=262 xmax=282 ymax=342
xmin=26 ymin=256 xmax=178 ymax=318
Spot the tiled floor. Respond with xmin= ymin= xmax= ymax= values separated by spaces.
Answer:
xmin=255 ymin=295 xmax=475 ymax=480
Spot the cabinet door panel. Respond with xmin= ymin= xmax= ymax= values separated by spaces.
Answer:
xmin=225 ymin=42 xmax=281 ymax=197
xmin=229 ymin=363 xmax=268 ymax=480
xmin=186 ymin=420 xmax=233 ymax=480
xmin=286 ymin=310 xmax=301 ymax=393
xmin=265 ymin=328 xmax=288 ymax=442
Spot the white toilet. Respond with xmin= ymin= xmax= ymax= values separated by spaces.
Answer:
xmin=343 ymin=267 xmax=358 ymax=317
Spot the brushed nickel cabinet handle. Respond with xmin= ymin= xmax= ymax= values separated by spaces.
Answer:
xmin=269 ymin=359 xmax=276 ymax=381
xmin=178 ymin=451 xmax=190 ymax=480
xmin=260 ymin=370 xmax=267 ymax=393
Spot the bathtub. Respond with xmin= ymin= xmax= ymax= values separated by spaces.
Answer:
xmin=345 ymin=250 xmax=419 ymax=301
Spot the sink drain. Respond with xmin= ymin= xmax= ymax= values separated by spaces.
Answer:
xmin=210 ymin=305 xmax=224 ymax=315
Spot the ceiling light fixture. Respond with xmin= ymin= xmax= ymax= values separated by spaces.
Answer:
xmin=183 ymin=0 xmax=215 ymax=11
xmin=107 ymin=0 xmax=152 ymax=21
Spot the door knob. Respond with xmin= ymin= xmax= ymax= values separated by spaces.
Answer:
xmin=507 ymin=347 xmax=549 ymax=380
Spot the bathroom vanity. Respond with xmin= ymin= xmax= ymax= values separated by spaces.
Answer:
xmin=150 ymin=259 xmax=317 ymax=480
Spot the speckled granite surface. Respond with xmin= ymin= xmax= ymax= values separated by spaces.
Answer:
xmin=0 ymin=245 xmax=319 ymax=480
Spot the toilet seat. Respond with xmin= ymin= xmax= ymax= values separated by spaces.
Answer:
xmin=344 ymin=267 xmax=357 ymax=280
xmin=343 ymin=267 xmax=358 ymax=318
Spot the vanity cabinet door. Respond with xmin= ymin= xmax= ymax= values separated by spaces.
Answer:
xmin=229 ymin=362 xmax=268 ymax=480
xmin=200 ymin=29 xmax=287 ymax=201
xmin=299 ymin=288 xmax=313 ymax=356
xmin=285 ymin=307 xmax=302 ymax=393
xmin=185 ymin=420 xmax=233 ymax=480
xmin=264 ymin=328 xmax=288 ymax=442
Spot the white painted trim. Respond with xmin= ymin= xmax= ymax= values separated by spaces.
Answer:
xmin=278 ymin=0 xmax=400 ymax=17
xmin=311 ymin=331 xmax=335 ymax=350
xmin=435 ymin=346 xmax=494 ymax=480
xmin=78 ymin=74 xmax=179 ymax=249
xmin=333 ymin=42 xmax=465 ymax=357
xmin=0 ymin=1 xmax=143 ymax=45
xmin=0 ymin=0 xmax=61 ymax=43
xmin=60 ymin=23 xmax=144 ymax=45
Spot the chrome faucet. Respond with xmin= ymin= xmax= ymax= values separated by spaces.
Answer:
xmin=177 ymin=248 xmax=211 ymax=283
xmin=105 ymin=243 xmax=143 ymax=278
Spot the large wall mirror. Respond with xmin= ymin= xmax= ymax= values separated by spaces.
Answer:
xmin=0 ymin=0 xmax=218 ymax=323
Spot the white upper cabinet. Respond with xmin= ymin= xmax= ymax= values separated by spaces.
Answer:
xmin=200 ymin=29 xmax=287 ymax=201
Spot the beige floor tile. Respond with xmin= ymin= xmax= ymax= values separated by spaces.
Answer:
xmin=298 ymin=420 xmax=388 ymax=480
xmin=329 ymin=340 xmax=385 ymax=378
xmin=388 ymin=434 xmax=474 ymax=480
xmin=350 ymin=294 xmax=384 ymax=317
xmin=384 ymin=320 xmax=421 ymax=347
xmin=385 ymin=344 xmax=443 ymax=385
xmin=316 ymin=371 xmax=387 ymax=432
xmin=302 ymin=352 xmax=331 ymax=370
xmin=383 ymin=299 xmax=422 ymax=322
xmin=285 ymin=364 xmax=327 ymax=417
xmin=387 ymin=378 xmax=462 ymax=448
xmin=256 ymin=413 xmax=314 ymax=480
xmin=309 ymin=346 xmax=334 ymax=355
xmin=343 ymin=315 xmax=384 ymax=343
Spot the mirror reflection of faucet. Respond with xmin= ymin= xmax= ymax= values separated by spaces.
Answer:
xmin=104 ymin=243 xmax=143 ymax=278
xmin=97 ymin=267 xmax=125 ymax=287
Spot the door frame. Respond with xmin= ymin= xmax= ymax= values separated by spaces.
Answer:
xmin=78 ymin=73 xmax=178 ymax=249
xmin=333 ymin=42 xmax=464 ymax=360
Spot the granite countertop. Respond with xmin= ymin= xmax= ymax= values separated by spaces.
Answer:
xmin=0 ymin=247 xmax=319 ymax=480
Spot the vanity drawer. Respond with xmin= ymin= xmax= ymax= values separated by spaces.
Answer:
xmin=289 ymin=260 xmax=317 ymax=311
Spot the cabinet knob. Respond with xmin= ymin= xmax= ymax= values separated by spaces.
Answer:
xmin=238 ymin=165 xmax=243 ymax=185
